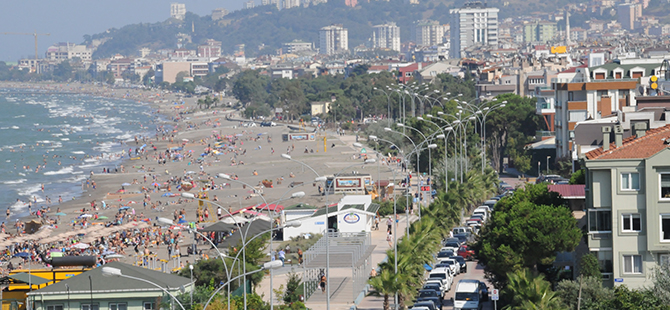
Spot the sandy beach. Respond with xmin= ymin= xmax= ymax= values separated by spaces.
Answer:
xmin=0 ymin=81 xmax=386 ymax=273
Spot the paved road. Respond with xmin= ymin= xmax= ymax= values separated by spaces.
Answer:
xmin=441 ymin=260 xmax=495 ymax=310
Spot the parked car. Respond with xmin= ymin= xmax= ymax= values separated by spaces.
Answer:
xmin=427 ymin=268 xmax=453 ymax=292
xmin=416 ymin=297 xmax=442 ymax=310
xmin=412 ymin=301 xmax=438 ymax=310
xmin=437 ymin=250 xmax=454 ymax=259
xmin=449 ymin=255 xmax=467 ymax=273
xmin=260 ymin=121 xmax=276 ymax=127
xmin=458 ymin=245 xmax=475 ymax=260
xmin=453 ymin=233 xmax=471 ymax=244
xmin=442 ymin=242 xmax=461 ymax=253
xmin=438 ymin=258 xmax=460 ymax=275
xmin=422 ymin=283 xmax=442 ymax=296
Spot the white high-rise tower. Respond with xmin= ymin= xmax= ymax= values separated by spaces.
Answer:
xmin=449 ymin=1 xmax=499 ymax=59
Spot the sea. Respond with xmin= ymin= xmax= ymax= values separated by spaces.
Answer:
xmin=0 ymin=88 xmax=158 ymax=220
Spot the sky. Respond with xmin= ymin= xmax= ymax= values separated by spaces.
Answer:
xmin=0 ymin=0 xmax=245 ymax=62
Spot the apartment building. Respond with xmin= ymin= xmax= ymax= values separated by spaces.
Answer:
xmin=583 ymin=124 xmax=670 ymax=288
xmin=170 ymin=3 xmax=186 ymax=20
xmin=319 ymin=25 xmax=348 ymax=55
xmin=197 ymin=40 xmax=222 ymax=58
xmin=45 ymin=43 xmax=92 ymax=61
xmin=372 ymin=23 xmax=401 ymax=52
xmin=413 ymin=20 xmax=445 ymax=47
xmin=617 ymin=3 xmax=642 ymax=31
xmin=283 ymin=40 xmax=313 ymax=54
xmin=552 ymin=58 xmax=660 ymax=161
xmin=523 ymin=21 xmax=557 ymax=43
xmin=156 ymin=59 xmax=210 ymax=83
xmin=449 ymin=1 xmax=499 ymax=59
xmin=243 ymin=0 xmax=255 ymax=9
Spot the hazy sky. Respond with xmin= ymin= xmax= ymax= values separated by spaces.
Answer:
xmin=0 ymin=0 xmax=244 ymax=62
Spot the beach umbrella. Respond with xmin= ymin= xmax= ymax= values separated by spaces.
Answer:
xmin=121 ymin=183 xmax=131 ymax=186
xmin=55 ymin=212 xmax=67 ymax=216
xmin=79 ymin=214 xmax=93 ymax=218
xmin=97 ymin=216 xmax=108 ymax=220
xmin=71 ymin=243 xmax=89 ymax=249
xmin=151 ymin=182 xmax=160 ymax=187
xmin=119 ymin=206 xmax=130 ymax=210
xmin=161 ymin=193 xmax=174 ymax=197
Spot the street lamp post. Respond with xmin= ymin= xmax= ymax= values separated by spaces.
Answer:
xmin=280 ymin=155 xmax=376 ymax=310
xmin=201 ymin=261 xmax=283 ymax=310
xmin=189 ymin=264 xmax=194 ymax=308
xmin=102 ymin=267 xmax=187 ymax=310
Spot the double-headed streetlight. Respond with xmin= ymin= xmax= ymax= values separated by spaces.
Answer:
xmin=373 ymin=86 xmax=393 ymax=125
xmin=457 ymin=99 xmax=507 ymax=172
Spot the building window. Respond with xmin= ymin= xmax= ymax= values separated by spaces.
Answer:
xmin=47 ymin=305 xmax=64 ymax=310
xmin=661 ymin=174 xmax=670 ymax=199
xmin=621 ymin=173 xmax=640 ymax=191
xmin=589 ymin=210 xmax=612 ymax=232
xmin=622 ymin=213 xmax=641 ymax=232
xmin=143 ymin=303 xmax=155 ymax=310
xmin=591 ymin=250 xmax=613 ymax=273
xmin=632 ymin=71 xmax=643 ymax=78
xmin=660 ymin=254 xmax=670 ymax=266
xmin=109 ymin=304 xmax=127 ymax=310
xmin=82 ymin=305 xmax=99 ymax=310
xmin=569 ymin=110 xmax=587 ymax=122
xmin=623 ymin=255 xmax=642 ymax=274
xmin=662 ymin=215 xmax=670 ymax=241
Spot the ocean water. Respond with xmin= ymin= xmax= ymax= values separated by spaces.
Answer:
xmin=0 ymin=88 xmax=156 ymax=219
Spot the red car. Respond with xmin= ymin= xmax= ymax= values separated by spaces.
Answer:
xmin=458 ymin=245 xmax=475 ymax=261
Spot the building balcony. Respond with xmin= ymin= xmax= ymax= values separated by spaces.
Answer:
xmin=567 ymin=101 xmax=587 ymax=110
xmin=536 ymin=130 xmax=555 ymax=139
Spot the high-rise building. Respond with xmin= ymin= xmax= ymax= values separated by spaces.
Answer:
xmin=170 ymin=3 xmax=186 ymax=20
xmin=617 ymin=3 xmax=638 ymax=30
xmin=372 ymin=22 xmax=401 ymax=52
xmin=284 ymin=0 xmax=300 ymax=9
xmin=523 ymin=21 xmax=557 ymax=43
xmin=412 ymin=20 xmax=445 ymax=47
xmin=345 ymin=0 xmax=357 ymax=7
xmin=449 ymin=1 xmax=499 ymax=59
xmin=319 ymin=25 xmax=349 ymax=55
xmin=243 ymin=0 xmax=255 ymax=9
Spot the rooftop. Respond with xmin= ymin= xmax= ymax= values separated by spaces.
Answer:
xmin=585 ymin=124 xmax=670 ymax=160
xmin=547 ymin=184 xmax=586 ymax=199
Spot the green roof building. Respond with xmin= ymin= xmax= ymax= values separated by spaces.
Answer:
xmin=27 ymin=262 xmax=193 ymax=310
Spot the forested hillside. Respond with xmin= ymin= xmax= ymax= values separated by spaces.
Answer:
xmin=84 ymin=0 xmax=590 ymax=59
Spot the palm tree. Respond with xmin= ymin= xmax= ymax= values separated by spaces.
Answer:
xmin=368 ymin=269 xmax=400 ymax=310
xmin=502 ymin=269 xmax=564 ymax=310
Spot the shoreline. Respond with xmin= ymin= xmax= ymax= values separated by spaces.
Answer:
xmin=0 ymin=81 xmax=218 ymax=269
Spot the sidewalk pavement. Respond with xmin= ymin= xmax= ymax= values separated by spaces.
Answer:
xmin=255 ymin=213 xmax=418 ymax=310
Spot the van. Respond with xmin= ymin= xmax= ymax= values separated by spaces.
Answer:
xmin=483 ymin=200 xmax=497 ymax=209
xmin=454 ymin=280 xmax=482 ymax=310
xmin=452 ymin=227 xmax=470 ymax=235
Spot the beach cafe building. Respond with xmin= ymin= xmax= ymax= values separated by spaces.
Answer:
xmin=280 ymin=195 xmax=380 ymax=241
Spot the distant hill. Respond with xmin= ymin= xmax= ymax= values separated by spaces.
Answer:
xmin=84 ymin=0 xmax=588 ymax=59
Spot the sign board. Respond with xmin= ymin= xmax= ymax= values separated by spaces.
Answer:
xmin=491 ymin=289 xmax=499 ymax=301
xmin=360 ymin=148 xmax=367 ymax=153
xmin=420 ymin=186 xmax=431 ymax=192
xmin=343 ymin=213 xmax=361 ymax=224
xmin=614 ymin=278 xmax=624 ymax=283
xmin=335 ymin=178 xmax=361 ymax=188
xmin=315 ymin=221 xmax=325 ymax=225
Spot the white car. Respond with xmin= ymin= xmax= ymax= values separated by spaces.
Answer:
xmin=427 ymin=267 xmax=453 ymax=292
xmin=439 ymin=258 xmax=461 ymax=275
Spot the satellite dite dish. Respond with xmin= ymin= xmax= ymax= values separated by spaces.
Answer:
xmin=637 ymin=85 xmax=645 ymax=96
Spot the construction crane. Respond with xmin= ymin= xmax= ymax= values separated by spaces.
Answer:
xmin=1 ymin=31 xmax=51 ymax=61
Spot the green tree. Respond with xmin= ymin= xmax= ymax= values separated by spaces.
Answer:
xmin=474 ymin=185 xmax=581 ymax=288
xmin=651 ymin=261 xmax=670 ymax=304
xmin=281 ymin=272 xmax=303 ymax=304
xmin=579 ymin=253 xmax=602 ymax=280
xmin=556 ymin=276 xmax=614 ymax=310
xmin=502 ymin=269 xmax=564 ymax=310
xmin=486 ymin=94 xmax=543 ymax=172
xmin=570 ymin=169 xmax=586 ymax=185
